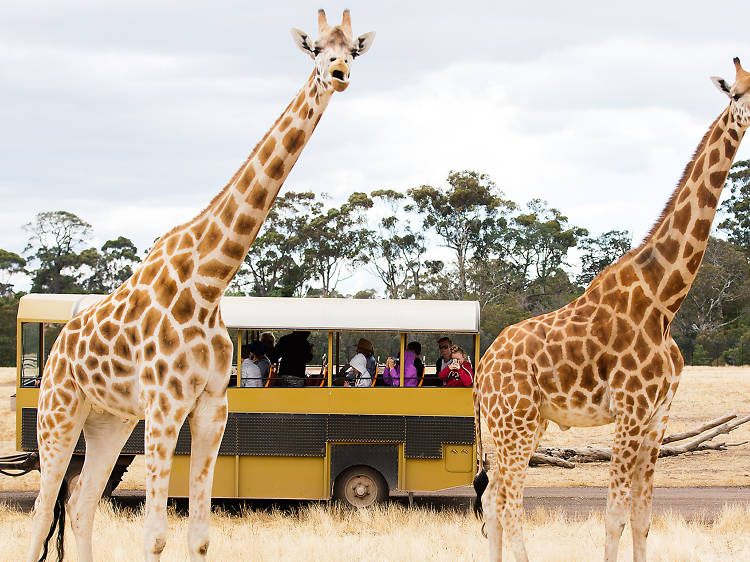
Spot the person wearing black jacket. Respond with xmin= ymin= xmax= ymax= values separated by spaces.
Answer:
xmin=267 ymin=330 xmax=313 ymax=387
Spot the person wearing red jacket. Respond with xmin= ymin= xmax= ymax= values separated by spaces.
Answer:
xmin=438 ymin=345 xmax=473 ymax=387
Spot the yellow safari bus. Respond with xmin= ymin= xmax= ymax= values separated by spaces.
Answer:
xmin=11 ymin=294 xmax=478 ymax=506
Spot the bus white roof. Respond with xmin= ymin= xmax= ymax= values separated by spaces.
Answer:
xmin=18 ymin=294 xmax=480 ymax=333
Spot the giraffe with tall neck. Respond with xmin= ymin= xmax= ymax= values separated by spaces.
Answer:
xmin=473 ymin=58 xmax=750 ymax=562
xmin=27 ymin=10 xmax=374 ymax=562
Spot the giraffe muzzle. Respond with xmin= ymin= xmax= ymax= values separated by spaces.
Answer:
xmin=329 ymin=60 xmax=349 ymax=91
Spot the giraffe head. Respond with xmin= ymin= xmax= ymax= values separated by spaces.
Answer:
xmin=712 ymin=57 xmax=750 ymax=128
xmin=290 ymin=9 xmax=375 ymax=93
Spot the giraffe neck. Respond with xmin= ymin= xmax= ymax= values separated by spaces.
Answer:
xmin=629 ymin=106 xmax=745 ymax=317
xmin=146 ymin=71 xmax=333 ymax=305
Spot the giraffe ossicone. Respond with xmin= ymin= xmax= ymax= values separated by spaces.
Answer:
xmin=27 ymin=10 xmax=374 ymax=562
xmin=473 ymin=58 xmax=750 ymax=562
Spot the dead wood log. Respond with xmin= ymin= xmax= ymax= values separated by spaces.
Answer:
xmin=528 ymin=412 xmax=750 ymax=468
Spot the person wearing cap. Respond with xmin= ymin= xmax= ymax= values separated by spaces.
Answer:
xmin=355 ymin=337 xmax=377 ymax=380
xmin=249 ymin=340 xmax=271 ymax=387
xmin=345 ymin=353 xmax=372 ymax=388
xmin=240 ymin=345 xmax=263 ymax=388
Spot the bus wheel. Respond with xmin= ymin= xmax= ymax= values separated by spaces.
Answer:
xmin=333 ymin=466 xmax=388 ymax=508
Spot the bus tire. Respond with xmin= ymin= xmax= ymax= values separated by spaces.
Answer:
xmin=333 ymin=466 xmax=388 ymax=508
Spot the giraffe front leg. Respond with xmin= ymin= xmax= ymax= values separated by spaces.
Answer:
xmin=630 ymin=405 xmax=672 ymax=562
xmin=186 ymin=390 xmax=228 ymax=561
xmin=605 ymin=413 xmax=649 ymax=562
xmin=143 ymin=403 xmax=186 ymax=561
xmin=67 ymin=411 xmax=137 ymax=562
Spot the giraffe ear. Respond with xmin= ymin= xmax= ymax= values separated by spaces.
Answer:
xmin=290 ymin=28 xmax=315 ymax=58
xmin=351 ymin=32 xmax=376 ymax=58
xmin=711 ymin=76 xmax=732 ymax=97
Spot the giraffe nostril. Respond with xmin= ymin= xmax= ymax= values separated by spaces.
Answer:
xmin=332 ymin=70 xmax=345 ymax=81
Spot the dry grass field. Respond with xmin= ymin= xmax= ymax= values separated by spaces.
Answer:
xmin=1 ymin=501 xmax=750 ymax=561
xmin=2 ymin=366 xmax=750 ymax=490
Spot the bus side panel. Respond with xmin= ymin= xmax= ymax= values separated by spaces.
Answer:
xmin=403 ymin=444 xmax=476 ymax=491
xmin=238 ymin=456 xmax=326 ymax=500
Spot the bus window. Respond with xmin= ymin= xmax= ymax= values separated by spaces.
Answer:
xmin=407 ymin=332 xmax=477 ymax=387
xmin=21 ymin=322 xmax=41 ymax=387
xmin=335 ymin=331 xmax=399 ymax=387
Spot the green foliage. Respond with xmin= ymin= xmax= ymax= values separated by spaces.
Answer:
xmin=0 ymin=294 xmax=21 ymax=366
xmin=719 ymin=160 xmax=750 ymax=251
xmin=0 ymin=249 xmax=26 ymax=297
xmin=578 ymin=229 xmax=632 ymax=286
xmin=82 ymin=236 xmax=141 ymax=293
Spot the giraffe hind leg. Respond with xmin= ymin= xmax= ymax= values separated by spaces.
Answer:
xmin=27 ymin=388 xmax=89 ymax=562
xmin=66 ymin=410 xmax=137 ymax=562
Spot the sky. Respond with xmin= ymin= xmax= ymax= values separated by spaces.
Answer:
xmin=2 ymin=1 xmax=750 ymax=294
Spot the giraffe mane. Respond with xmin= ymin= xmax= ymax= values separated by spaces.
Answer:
xmin=586 ymin=108 xmax=728 ymax=289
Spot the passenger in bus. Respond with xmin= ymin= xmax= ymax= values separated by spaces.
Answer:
xmin=355 ymin=338 xmax=377 ymax=379
xmin=344 ymin=353 xmax=372 ymax=387
xmin=249 ymin=340 xmax=271 ymax=386
xmin=268 ymin=330 xmax=313 ymax=388
xmin=260 ymin=331 xmax=276 ymax=356
xmin=240 ymin=346 xmax=263 ymax=388
xmin=383 ymin=349 xmax=418 ymax=387
xmin=407 ymin=341 xmax=424 ymax=381
xmin=435 ymin=336 xmax=452 ymax=374
xmin=438 ymin=345 xmax=473 ymax=387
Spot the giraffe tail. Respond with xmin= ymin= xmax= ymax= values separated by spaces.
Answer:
xmin=37 ymin=477 xmax=67 ymax=562
xmin=472 ymin=382 xmax=488 ymax=519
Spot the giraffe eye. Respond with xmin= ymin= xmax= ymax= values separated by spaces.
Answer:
xmin=313 ymin=47 xmax=321 ymax=56
xmin=733 ymin=93 xmax=743 ymax=101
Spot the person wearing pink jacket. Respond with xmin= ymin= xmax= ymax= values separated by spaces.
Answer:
xmin=383 ymin=349 xmax=418 ymax=387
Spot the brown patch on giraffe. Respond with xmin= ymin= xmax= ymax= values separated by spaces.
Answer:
xmin=197 ymin=259 xmax=233 ymax=280
xmin=197 ymin=307 xmax=209 ymax=322
xmin=172 ymin=352 xmax=189 ymax=374
xmin=677 ymin=187 xmax=691 ymax=204
xmin=141 ymin=308 xmax=162 ymax=337
xmin=248 ymin=185 xmax=269 ymax=209
xmin=98 ymin=321 xmax=117 ymax=341
xmin=292 ymin=90 xmax=306 ymax=112
xmin=611 ymin=369 xmax=627 ymax=388
xmin=196 ymin=283 xmax=222 ymax=302
xmin=89 ymin=332 xmax=109 ymax=356
xmin=265 ymin=156 xmax=285 ymax=180
xmin=629 ymin=286 xmax=649 ymax=324
xmin=158 ymin=317 xmax=180 ymax=355
xmin=211 ymin=334 xmax=233 ymax=372
xmin=709 ymin=148 xmax=721 ymax=166
xmin=172 ymin=289 xmax=197 ymax=324
xmin=258 ymin=137 xmax=276 ymax=166
xmin=690 ymin=154 xmax=706 ymax=182
xmin=113 ymin=358 xmax=130 ymax=377
xmin=580 ymin=365 xmax=597 ymax=390
xmin=221 ymin=239 xmax=244 ymax=260
xmin=177 ymin=232 xmax=194 ymax=251
xmin=618 ymin=265 xmax=637 ymax=287
xmin=85 ymin=356 xmax=98 ymax=371
xmin=596 ymin=353 xmax=617 ymax=381
xmin=188 ymin=374 xmax=204 ymax=394
xmin=214 ymin=404 xmax=228 ymax=423
xmin=590 ymin=309 xmax=613 ymax=345
xmin=640 ymin=259 xmax=665 ymax=295
xmin=693 ymin=220 xmax=717 ymax=245
xmin=571 ymin=391 xmax=588 ymax=408
xmin=165 ymin=235 xmax=179 ymax=254
xmin=655 ymin=237 xmax=679 ymax=263
xmin=139 ymin=260 xmax=163 ymax=285
xmin=672 ymin=204 xmax=692 ymax=235
xmin=112 ymin=301 xmax=127 ymax=322
xmin=113 ymin=334 xmax=130 ymax=360
xmin=142 ymin=366 xmax=155 ymax=384
xmin=144 ymin=341 xmax=157 ymax=361
xmin=725 ymin=137 xmax=737 ymax=159
xmin=101 ymin=360 xmax=111 ymax=376
xmin=219 ymin=195 xmax=239 ymax=228
xmin=729 ymin=128 xmax=739 ymax=141
xmin=197 ymin=222 xmax=223 ymax=258
xmin=236 ymin=165 xmax=256 ymax=194
xmin=124 ymin=289 xmax=151 ymax=324
xmin=709 ymin=124 xmax=724 ymax=144
xmin=643 ymin=354 xmax=664 ymax=381
xmin=625 ymin=375 xmax=642 ymax=392
xmin=124 ymin=326 xmax=141 ymax=346
xmin=564 ymin=340 xmax=585 ymax=363
xmin=155 ymin=359 xmax=168 ymax=385
xmin=537 ymin=371 xmax=558 ymax=394
xmin=113 ymin=381 xmax=132 ymax=397
xmin=167 ymin=376 xmax=184 ymax=400
xmin=642 ymin=308 xmax=662 ymax=344
xmin=660 ymin=271 xmax=687 ymax=302
xmin=547 ymin=343 xmax=563 ymax=363
xmin=282 ymin=128 xmax=306 ymax=154
xmin=92 ymin=373 xmax=105 ymax=387
xmin=94 ymin=302 xmax=115 ymax=324
xmin=612 ymin=316 xmax=634 ymax=353
xmin=234 ymin=212 xmax=257 ymax=233
xmin=298 ymin=102 xmax=309 ymax=118
xmin=645 ymin=383 xmax=658 ymax=402
xmin=183 ymin=326 xmax=205 ymax=343
xmin=686 ymin=250 xmax=704 ymax=275
xmin=709 ymin=171 xmax=726 ymax=190
xmin=208 ymin=307 xmax=218 ymax=329
xmin=279 ymin=116 xmax=293 ymax=132
xmin=191 ymin=343 xmax=210 ymax=369
xmin=697 ymin=183 xmax=718 ymax=207
xmin=558 ymin=364 xmax=578 ymax=393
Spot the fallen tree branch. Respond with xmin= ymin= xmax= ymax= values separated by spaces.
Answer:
xmin=529 ymin=412 xmax=750 ymax=468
